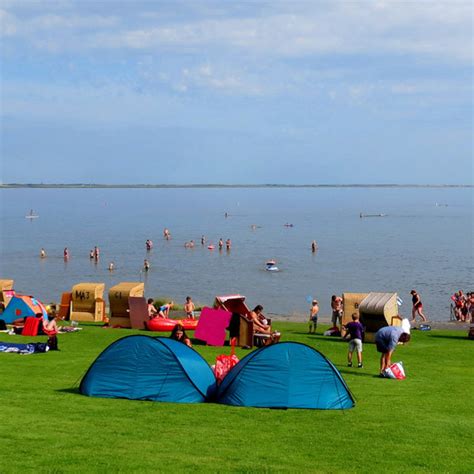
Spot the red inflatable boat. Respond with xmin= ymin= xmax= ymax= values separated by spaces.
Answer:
xmin=146 ymin=318 xmax=198 ymax=332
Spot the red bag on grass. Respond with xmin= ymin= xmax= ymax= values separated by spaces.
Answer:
xmin=384 ymin=361 xmax=406 ymax=380
xmin=214 ymin=338 xmax=239 ymax=384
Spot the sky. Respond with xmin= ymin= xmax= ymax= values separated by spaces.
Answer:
xmin=0 ymin=0 xmax=472 ymax=184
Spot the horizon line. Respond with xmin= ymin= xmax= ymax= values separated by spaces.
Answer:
xmin=0 ymin=183 xmax=472 ymax=189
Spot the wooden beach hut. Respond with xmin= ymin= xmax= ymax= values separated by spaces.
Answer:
xmin=109 ymin=282 xmax=144 ymax=328
xmin=0 ymin=279 xmax=14 ymax=309
xmin=358 ymin=292 xmax=401 ymax=342
xmin=70 ymin=283 xmax=106 ymax=322
xmin=342 ymin=292 xmax=369 ymax=325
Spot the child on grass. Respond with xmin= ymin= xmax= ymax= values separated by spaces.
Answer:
xmin=308 ymin=300 xmax=319 ymax=334
xmin=343 ymin=313 xmax=364 ymax=368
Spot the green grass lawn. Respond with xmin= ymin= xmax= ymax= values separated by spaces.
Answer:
xmin=1 ymin=322 xmax=472 ymax=473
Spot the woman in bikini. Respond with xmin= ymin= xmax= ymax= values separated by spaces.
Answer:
xmin=411 ymin=290 xmax=427 ymax=322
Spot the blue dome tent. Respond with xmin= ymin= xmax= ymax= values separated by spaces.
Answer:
xmin=217 ymin=342 xmax=354 ymax=410
xmin=80 ymin=336 xmax=216 ymax=404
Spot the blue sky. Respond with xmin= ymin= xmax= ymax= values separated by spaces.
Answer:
xmin=1 ymin=0 xmax=472 ymax=184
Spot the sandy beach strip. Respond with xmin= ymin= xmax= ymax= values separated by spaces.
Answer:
xmin=267 ymin=312 xmax=471 ymax=330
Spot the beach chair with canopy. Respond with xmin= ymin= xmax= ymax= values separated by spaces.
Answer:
xmin=358 ymin=292 xmax=401 ymax=342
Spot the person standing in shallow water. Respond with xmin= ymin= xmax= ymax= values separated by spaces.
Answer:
xmin=311 ymin=240 xmax=318 ymax=253
xmin=143 ymin=259 xmax=150 ymax=271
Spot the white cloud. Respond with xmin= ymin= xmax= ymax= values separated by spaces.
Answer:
xmin=1 ymin=1 xmax=471 ymax=62
xmin=0 ymin=9 xmax=18 ymax=36
xmin=171 ymin=64 xmax=264 ymax=95
xmin=0 ymin=9 xmax=118 ymax=40
xmin=28 ymin=13 xmax=118 ymax=30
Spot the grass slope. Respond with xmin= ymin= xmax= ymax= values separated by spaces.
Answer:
xmin=0 ymin=322 xmax=472 ymax=473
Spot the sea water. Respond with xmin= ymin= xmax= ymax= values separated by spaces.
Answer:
xmin=0 ymin=187 xmax=472 ymax=321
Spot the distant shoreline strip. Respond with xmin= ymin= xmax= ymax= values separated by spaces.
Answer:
xmin=0 ymin=184 xmax=472 ymax=189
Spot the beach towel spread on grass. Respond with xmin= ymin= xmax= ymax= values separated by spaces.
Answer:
xmin=80 ymin=336 xmax=217 ymax=403
xmin=0 ymin=342 xmax=49 ymax=354
xmin=216 ymin=342 xmax=355 ymax=410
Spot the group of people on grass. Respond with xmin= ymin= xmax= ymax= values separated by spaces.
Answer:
xmin=451 ymin=290 xmax=474 ymax=322
xmin=309 ymin=290 xmax=429 ymax=335
xmin=308 ymin=292 xmax=416 ymax=376
xmin=343 ymin=313 xmax=410 ymax=376
xmin=147 ymin=297 xmax=280 ymax=347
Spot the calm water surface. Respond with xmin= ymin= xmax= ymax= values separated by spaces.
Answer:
xmin=0 ymin=188 xmax=472 ymax=321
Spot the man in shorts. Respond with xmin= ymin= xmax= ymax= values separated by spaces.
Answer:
xmin=375 ymin=321 xmax=411 ymax=377
xmin=308 ymin=299 xmax=319 ymax=334
xmin=343 ymin=313 xmax=364 ymax=368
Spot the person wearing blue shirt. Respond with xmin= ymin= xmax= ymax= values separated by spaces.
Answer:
xmin=375 ymin=323 xmax=411 ymax=377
